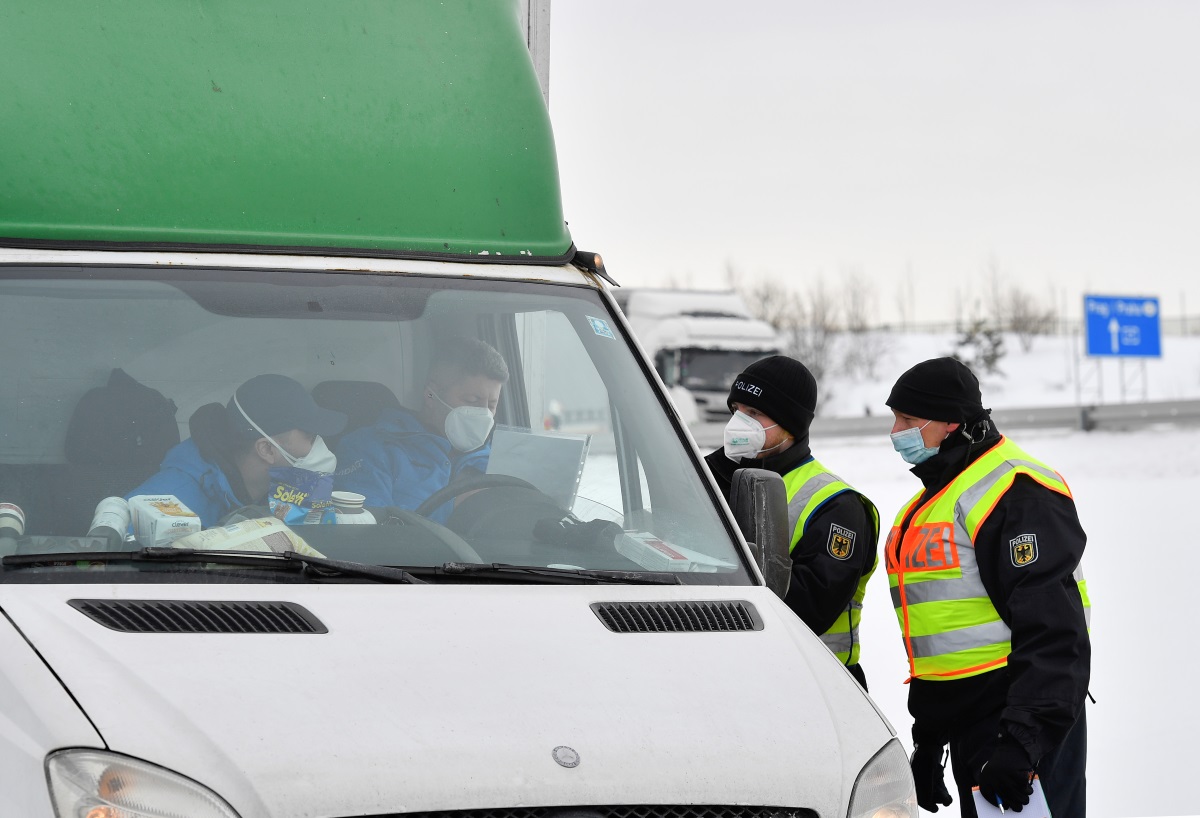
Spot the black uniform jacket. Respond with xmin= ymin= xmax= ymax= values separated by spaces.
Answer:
xmin=897 ymin=425 xmax=1091 ymax=765
xmin=705 ymin=441 xmax=877 ymax=639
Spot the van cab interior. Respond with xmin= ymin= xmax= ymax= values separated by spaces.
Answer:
xmin=0 ymin=264 xmax=750 ymax=583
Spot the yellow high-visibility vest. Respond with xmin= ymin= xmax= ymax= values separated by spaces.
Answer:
xmin=886 ymin=437 xmax=1092 ymax=681
xmin=782 ymin=459 xmax=879 ymax=666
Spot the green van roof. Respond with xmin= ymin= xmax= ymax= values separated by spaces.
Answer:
xmin=1 ymin=1 xmax=572 ymax=260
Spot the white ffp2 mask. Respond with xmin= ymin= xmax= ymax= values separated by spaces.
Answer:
xmin=431 ymin=391 xmax=495 ymax=452
xmin=723 ymin=410 xmax=780 ymax=460
xmin=272 ymin=434 xmax=338 ymax=474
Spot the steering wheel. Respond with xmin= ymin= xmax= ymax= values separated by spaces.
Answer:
xmin=373 ymin=507 xmax=484 ymax=563
xmin=414 ymin=474 xmax=540 ymax=518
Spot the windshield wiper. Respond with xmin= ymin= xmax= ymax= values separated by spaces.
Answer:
xmin=428 ymin=561 xmax=681 ymax=585
xmin=281 ymin=550 xmax=426 ymax=584
xmin=2 ymin=548 xmax=425 ymax=584
xmin=1 ymin=548 xmax=298 ymax=570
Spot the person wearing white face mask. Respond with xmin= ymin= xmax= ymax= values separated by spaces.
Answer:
xmin=884 ymin=357 xmax=1091 ymax=818
xmin=703 ymin=355 xmax=880 ymax=691
xmin=127 ymin=374 xmax=348 ymax=528
xmin=335 ymin=337 xmax=509 ymax=524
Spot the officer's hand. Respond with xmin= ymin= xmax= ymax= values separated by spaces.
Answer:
xmin=910 ymin=744 xmax=954 ymax=812
xmin=976 ymin=738 xmax=1034 ymax=812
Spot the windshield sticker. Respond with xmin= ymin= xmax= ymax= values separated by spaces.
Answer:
xmin=587 ymin=316 xmax=615 ymax=339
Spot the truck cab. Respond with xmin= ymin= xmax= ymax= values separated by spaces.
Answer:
xmin=0 ymin=2 xmax=914 ymax=817
xmin=612 ymin=289 xmax=782 ymax=422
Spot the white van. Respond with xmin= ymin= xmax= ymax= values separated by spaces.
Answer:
xmin=0 ymin=2 xmax=915 ymax=816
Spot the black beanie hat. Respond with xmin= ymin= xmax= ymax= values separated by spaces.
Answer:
xmin=726 ymin=355 xmax=817 ymax=437
xmin=886 ymin=357 xmax=985 ymax=422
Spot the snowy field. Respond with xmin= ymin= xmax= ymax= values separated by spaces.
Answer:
xmin=820 ymin=331 xmax=1200 ymax=417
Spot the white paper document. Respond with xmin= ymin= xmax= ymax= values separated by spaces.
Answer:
xmin=972 ymin=777 xmax=1051 ymax=818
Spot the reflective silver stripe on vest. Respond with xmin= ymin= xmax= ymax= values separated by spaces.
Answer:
xmin=786 ymin=471 xmax=843 ymax=539
xmin=820 ymin=631 xmax=854 ymax=654
xmin=957 ymin=459 xmax=1063 ymax=531
xmin=907 ymin=619 xmax=1012 ymax=658
xmin=1073 ymin=562 xmax=1093 ymax=627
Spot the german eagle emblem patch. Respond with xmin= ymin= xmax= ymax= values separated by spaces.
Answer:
xmin=828 ymin=524 xmax=855 ymax=560
xmin=1010 ymin=533 xmax=1038 ymax=567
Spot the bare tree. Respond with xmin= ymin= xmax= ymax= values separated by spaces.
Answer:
xmin=735 ymin=274 xmax=839 ymax=414
xmin=896 ymin=262 xmax=917 ymax=330
xmin=981 ymin=257 xmax=1059 ymax=353
xmin=841 ymin=266 xmax=874 ymax=334
xmin=786 ymin=279 xmax=841 ymax=413
xmin=840 ymin=267 xmax=887 ymax=379
xmin=739 ymin=276 xmax=801 ymax=335
xmin=1002 ymin=286 xmax=1057 ymax=352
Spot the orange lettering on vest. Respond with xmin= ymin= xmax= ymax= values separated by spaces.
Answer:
xmin=903 ymin=523 xmax=958 ymax=572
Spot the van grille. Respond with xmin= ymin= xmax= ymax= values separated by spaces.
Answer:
xmin=68 ymin=599 xmax=327 ymax=634
xmin=360 ymin=808 xmax=813 ymax=818
xmin=591 ymin=601 xmax=762 ymax=633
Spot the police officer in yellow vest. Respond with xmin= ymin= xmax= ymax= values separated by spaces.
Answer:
xmin=885 ymin=358 xmax=1090 ymax=817
xmin=704 ymin=356 xmax=879 ymax=690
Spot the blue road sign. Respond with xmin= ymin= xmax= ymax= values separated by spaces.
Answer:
xmin=1084 ymin=295 xmax=1161 ymax=357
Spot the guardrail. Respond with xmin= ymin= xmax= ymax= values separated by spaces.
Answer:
xmin=688 ymin=398 xmax=1200 ymax=447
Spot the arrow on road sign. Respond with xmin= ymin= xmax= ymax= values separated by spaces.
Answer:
xmin=1109 ymin=317 xmax=1120 ymax=353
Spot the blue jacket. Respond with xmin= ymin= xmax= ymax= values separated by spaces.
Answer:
xmin=334 ymin=407 xmax=489 ymax=524
xmin=126 ymin=439 xmax=241 ymax=529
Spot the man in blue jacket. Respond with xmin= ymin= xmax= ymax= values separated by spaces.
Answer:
xmin=128 ymin=375 xmax=347 ymax=527
xmin=335 ymin=338 xmax=509 ymax=524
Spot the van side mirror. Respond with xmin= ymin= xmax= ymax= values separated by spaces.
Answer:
xmin=729 ymin=468 xmax=791 ymax=599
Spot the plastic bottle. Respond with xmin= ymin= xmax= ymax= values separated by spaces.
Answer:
xmin=331 ymin=491 xmax=376 ymax=524
xmin=87 ymin=497 xmax=131 ymax=548
xmin=0 ymin=502 xmax=26 ymax=557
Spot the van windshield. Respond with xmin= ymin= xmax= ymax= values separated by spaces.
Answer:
xmin=0 ymin=267 xmax=751 ymax=585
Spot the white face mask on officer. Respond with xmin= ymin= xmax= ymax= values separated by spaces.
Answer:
xmin=234 ymin=394 xmax=338 ymax=475
xmin=430 ymin=390 xmax=495 ymax=452
xmin=723 ymin=410 xmax=786 ymax=460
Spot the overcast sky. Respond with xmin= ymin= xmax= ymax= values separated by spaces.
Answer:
xmin=548 ymin=1 xmax=1200 ymax=326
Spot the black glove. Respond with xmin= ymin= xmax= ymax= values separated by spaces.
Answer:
xmin=976 ymin=737 xmax=1034 ymax=812
xmin=910 ymin=743 xmax=953 ymax=812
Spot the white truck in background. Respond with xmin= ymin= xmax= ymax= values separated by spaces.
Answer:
xmin=614 ymin=289 xmax=781 ymax=422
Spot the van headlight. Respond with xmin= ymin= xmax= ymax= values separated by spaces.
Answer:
xmin=847 ymin=739 xmax=918 ymax=818
xmin=46 ymin=749 xmax=242 ymax=818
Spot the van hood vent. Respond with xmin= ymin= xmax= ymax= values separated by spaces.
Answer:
xmin=68 ymin=599 xmax=327 ymax=634
xmin=591 ymin=600 xmax=762 ymax=633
